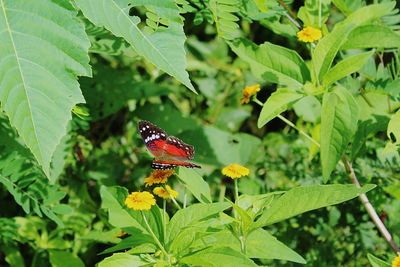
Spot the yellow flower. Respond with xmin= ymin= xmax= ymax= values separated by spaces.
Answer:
xmin=222 ymin=163 xmax=250 ymax=179
xmin=153 ymin=185 xmax=179 ymax=199
xmin=297 ymin=26 xmax=322 ymax=43
xmin=240 ymin=84 xmax=260 ymax=104
xmin=125 ymin=191 xmax=156 ymax=211
xmin=144 ymin=170 xmax=175 ymax=186
xmin=393 ymin=254 xmax=400 ymax=267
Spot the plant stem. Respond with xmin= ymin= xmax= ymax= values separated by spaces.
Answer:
xmin=360 ymin=88 xmax=374 ymax=108
xmin=183 ymin=189 xmax=187 ymax=209
xmin=163 ymin=200 xmax=167 ymax=243
xmin=234 ymin=179 xmax=239 ymax=203
xmin=276 ymin=0 xmax=301 ymax=29
xmin=342 ymin=156 xmax=400 ymax=253
xmin=253 ymin=98 xmax=320 ymax=147
xmin=277 ymin=115 xmax=321 ymax=147
xmin=141 ymin=211 xmax=169 ymax=258
xmin=219 ymin=183 xmax=226 ymax=202
xmin=171 ymin=196 xmax=182 ymax=210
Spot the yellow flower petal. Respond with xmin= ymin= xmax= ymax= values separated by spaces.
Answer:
xmin=240 ymin=84 xmax=261 ymax=104
xmin=144 ymin=170 xmax=175 ymax=186
xmin=297 ymin=26 xmax=322 ymax=43
xmin=222 ymin=163 xmax=250 ymax=179
xmin=153 ymin=185 xmax=179 ymax=200
xmin=125 ymin=191 xmax=156 ymax=211
xmin=393 ymin=254 xmax=400 ymax=267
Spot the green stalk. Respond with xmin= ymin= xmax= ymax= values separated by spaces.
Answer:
xmin=163 ymin=199 xmax=167 ymax=243
xmin=141 ymin=211 xmax=169 ymax=258
xmin=234 ymin=179 xmax=239 ymax=203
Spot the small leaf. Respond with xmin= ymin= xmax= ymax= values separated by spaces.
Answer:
xmin=98 ymin=253 xmax=148 ymax=267
xmin=257 ymin=89 xmax=304 ymax=128
xmin=167 ymin=202 xmax=229 ymax=244
xmin=255 ymin=184 xmax=375 ymax=227
xmin=180 ymin=247 xmax=258 ymax=267
xmin=322 ymin=51 xmax=374 ymax=87
xmin=342 ymin=25 xmax=400 ymax=49
xmin=367 ymin=253 xmax=391 ymax=267
xmin=176 ymin=168 xmax=212 ymax=203
xmin=49 ymin=251 xmax=85 ymax=267
xmin=321 ymin=86 xmax=358 ymax=181
xmin=387 ymin=110 xmax=400 ymax=145
xmin=230 ymin=38 xmax=310 ymax=88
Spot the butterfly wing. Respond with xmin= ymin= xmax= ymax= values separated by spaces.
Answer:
xmin=138 ymin=120 xmax=201 ymax=169
xmin=164 ymin=136 xmax=195 ymax=160
xmin=152 ymin=159 xmax=201 ymax=170
xmin=138 ymin=120 xmax=167 ymax=157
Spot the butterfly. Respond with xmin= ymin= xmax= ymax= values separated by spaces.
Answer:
xmin=138 ymin=120 xmax=201 ymax=170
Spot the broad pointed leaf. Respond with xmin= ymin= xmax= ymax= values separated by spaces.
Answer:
xmin=321 ymin=86 xmax=358 ymax=181
xmin=0 ymin=0 xmax=91 ymax=175
xmin=255 ymin=184 xmax=375 ymax=227
xmin=76 ymin=0 xmax=194 ymax=91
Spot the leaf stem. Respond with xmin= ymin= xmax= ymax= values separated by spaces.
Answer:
xmin=277 ymin=0 xmax=301 ymax=29
xmin=163 ymin=200 xmax=167 ymax=243
xmin=170 ymin=196 xmax=182 ymax=210
xmin=141 ymin=211 xmax=169 ymax=258
xmin=234 ymin=179 xmax=239 ymax=203
xmin=342 ymin=156 xmax=400 ymax=253
xmin=253 ymin=98 xmax=320 ymax=147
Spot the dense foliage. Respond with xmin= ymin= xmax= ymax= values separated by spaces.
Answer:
xmin=0 ymin=0 xmax=400 ymax=266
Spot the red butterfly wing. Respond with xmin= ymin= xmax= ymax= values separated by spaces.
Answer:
xmin=164 ymin=136 xmax=195 ymax=160
xmin=138 ymin=120 xmax=167 ymax=157
xmin=138 ymin=120 xmax=201 ymax=169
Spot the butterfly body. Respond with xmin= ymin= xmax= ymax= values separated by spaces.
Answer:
xmin=138 ymin=120 xmax=201 ymax=169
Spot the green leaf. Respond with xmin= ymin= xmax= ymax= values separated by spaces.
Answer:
xmin=100 ymin=186 xmax=146 ymax=232
xmin=312 ymin=2 xmax=395 ymax=81
xmin=167 ymin=202 xmax=229 ymax=245
xmin=180 ymin=246 xmax=258 ymax=267
xmin=194 ymin=229 xmax=305 ymax=263
xmin=49 ymin=251 xmax=84 ymax=267
xmin=255 ymin=184 xmax=375 ymax=227
xmin=176 ymin=168 xmax=212 ymax=203
xmin=342 ymin=25 xmax=400 ymax=49
xmin=298 ymin=0 xmax=331 ymax=27
xmin=257 ymin=89 xmax=304 ymax=128
xmin=76 ymin=0 xmax=194 ymax=92
xmin=98 ymin=253 xmax=149 ymax=267
xmin=367 ymin=253 xmax=391 ymax=267
xmin=0 ymin=0 xmax=91 ymax=176
xmin=1 ymin=244 xmax=25 ymax=267
xmin=246 ymin=229 xmax=306 ymax=263
xmin=387 ymin=110 xmax=400 ymax=145
xmin=229 ymin=38 xmax=310 ymax=88
xmin=321 ymin=86 xmax=358 ymax=181
xmin=209 ymin=0 xmax=241 ymax=40
xmin=322 ymin=51 xmax=374 ymax=87
xmin=0 ymin=117 xmax=67 ymax=226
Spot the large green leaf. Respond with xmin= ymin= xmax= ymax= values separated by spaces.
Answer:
xmin=321 ymin=86 xmax=358 ymax=181
xmin=195 ymin=229 xmax=305 ymax=263
xmin=49 ymin=251 xmax=85 ymax=267
xmin=255 ymin=184 xmax=375 ymax=227
xmin=322 ymin=51 xmax=374 ymax=87
xmin=180 ymin=247 xmax=258 ymax=267
xmin=98 ymin=253 xmax=149 ymax=267
xmin=0 ymin=0 xmax=91 ymax=175
xmin=312 ymin=2 xmax=395 ymax=81
xmin=176 ymin=168 xmax=212 ymax=203
xmin=342 ymin=25 xmax=400 ymax=49
xmin=230 ymin=38 xmax=310 ymax=88
xmin=76 ymin=0 xmax=194 ymax=91
xmin=258 ymin=88 xmax=304 ymax=128
xmin=167 ymin=202 xmax=229 ymax=244
xmin=367 ymin=253 xmax=391 ymax=267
